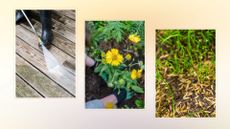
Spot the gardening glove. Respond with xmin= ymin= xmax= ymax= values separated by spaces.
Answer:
xmin=113 ymin=88 xmax=127 ymax=104
xmin=40 ymin=10 xmax=53 ymax=48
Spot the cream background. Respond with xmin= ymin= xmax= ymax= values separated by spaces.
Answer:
xmin=0 ymin=0 xmax=229 ymax=129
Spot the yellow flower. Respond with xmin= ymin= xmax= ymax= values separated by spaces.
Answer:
xmin=105 ymin=48 xmax=123 ymax=66
xmin=131 ymin=69 xmax=143 ymax=80
xmin=125 ymin=53 xmax=132 ymax=61
xmin=128 ymin=34 xmax=141 ymax=44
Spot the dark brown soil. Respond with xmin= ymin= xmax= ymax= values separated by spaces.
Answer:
xmin=85 ymin=67 xmax=112 ymax=101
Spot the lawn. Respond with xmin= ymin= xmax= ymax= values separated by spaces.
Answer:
xmin=156 ymin=30 xmax=215 ymax=117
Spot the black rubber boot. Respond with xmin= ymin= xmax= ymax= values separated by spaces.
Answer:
xmin=40 ymin=10 xmax=53 ymax=48
xmin=16 ymin=10 xmax=25 ymax=24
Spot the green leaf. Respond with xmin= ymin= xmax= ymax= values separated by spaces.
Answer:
xmin=94 ymin=64 xmax=103 ymax=73
xmin=100 ymin=72 xmax=108 ymax=81
xmin=99 ymin=65 xmax=108 ymax=74
xmin=126 ymin=91 xmax=133 ymax=100
xmin=135 ymin=99 xmax=144 ymax=108
xmin=95 ymin=58 xmax=102 ymax=62
xmin=131 ymin=85 xmax=144 ymax=93
xmin=120 ymin=63 xmax=127 ymax=67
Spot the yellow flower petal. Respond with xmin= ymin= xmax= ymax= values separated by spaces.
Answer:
xmin=137 ymin=69 xmax=143 ymax=78
xmin=128 ymin=34 xmax=141 ymax=44
xmin=117 ymin=54 xmax=124 ymax=62
xmin=131 ymin=69 xmax=142 ymax=80
xmin=105 ymin=51 xmax=112 ymax=64
xmin=131 ymin=69 xmax=137 ymax=80
xmin=111 ymin=48 xmax=119 ymax=54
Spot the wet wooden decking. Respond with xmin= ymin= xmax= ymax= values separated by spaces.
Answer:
xmin=16 ymin=10 xmax=76 ymax=98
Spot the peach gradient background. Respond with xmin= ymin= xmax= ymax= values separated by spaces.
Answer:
xmin=0 ymin=0 xmax=229 ymax=129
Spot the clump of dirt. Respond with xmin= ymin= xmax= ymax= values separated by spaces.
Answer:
xmin=85 ymin=67 xmax=112 ymax=101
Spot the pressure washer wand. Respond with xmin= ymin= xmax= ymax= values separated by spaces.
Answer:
xmin=20 ymin=9 xmax=43 ymax=46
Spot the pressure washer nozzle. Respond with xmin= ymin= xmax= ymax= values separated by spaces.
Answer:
xmin=38 ymin=38 xmax=44 ymax=46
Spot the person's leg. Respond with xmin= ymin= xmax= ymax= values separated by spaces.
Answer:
xmin=40 ymin=10 xmax=53 ymax=48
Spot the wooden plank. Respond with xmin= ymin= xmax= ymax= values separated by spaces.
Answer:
xmin=16 ymin=55 xmax=72 ymax=97
xmin=51 ymin=18 xmax=75 ymax=43
xmin=16 ymin=75 xmax=42 ymax=98
xmin=53 ymin=10 xmax=75 ymax=20
xmin=16 ymin=25 xmax=75 ymax=68
xmin=16 ymin=36 xmax=75 ymax=95
xmin=52 ymin=13 xmax=75 ymax=31
xmin=20 ymin=20 xmax=75 ymax=58
xmin=33 ymin=10 xmax=75 ymax=31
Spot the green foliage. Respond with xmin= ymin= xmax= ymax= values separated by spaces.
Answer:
xmin=156 ymin=30 xmax=215 ymax=76
xmin=94 ymin=61 xmax=144 ymax=98
xmin=87 ymin=21 xmax=144 ymax=46
xmin=156 ymin=30 xmax=215 ymax=84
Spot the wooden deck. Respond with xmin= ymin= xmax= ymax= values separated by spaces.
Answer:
xmin=16 ymin=10 xmax=76 ymax=98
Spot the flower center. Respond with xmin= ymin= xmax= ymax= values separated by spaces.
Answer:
xmin=112 ymin=54 xmax=118 ymax=61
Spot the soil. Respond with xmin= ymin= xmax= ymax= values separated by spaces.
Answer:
xmin=85 ymin=67 xmax=112 ymax=101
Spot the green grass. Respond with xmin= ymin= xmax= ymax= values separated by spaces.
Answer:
xmin=156 ymin=30 xmax=215 ymax=117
